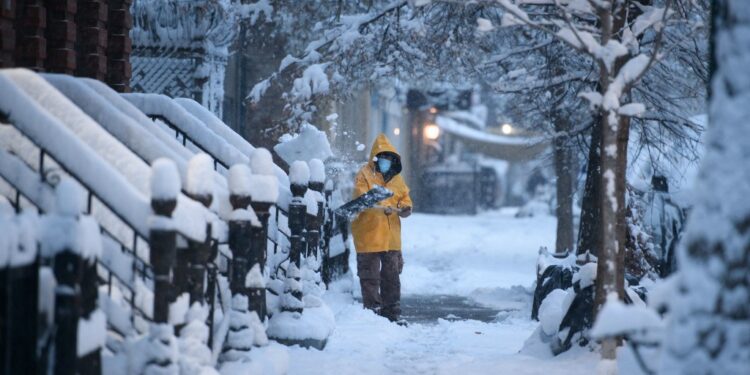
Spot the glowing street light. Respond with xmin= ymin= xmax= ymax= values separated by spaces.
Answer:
xmin=428 ymin=107 xmax=438 ymax=114
xmin=501 ymin=123 xmax=513 ymax=135
xmin=424 ymin=124 xmax=440 ymax=140
xmin=393 ymin=127 xmax=401 ymax=136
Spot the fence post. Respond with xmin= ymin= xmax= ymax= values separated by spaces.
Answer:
xmin=149 ymin=161 xmax=179 ymax=324
xmin=248 ymin=200 xmax=271 ymax=319
xmin=78 ymin=253 xmax=102 ymax=375
xmin=306 ymin=174 xmax=325 ymax=293
xmin=322 ymin=180 xmax=334 ymax=285
xmin=247 ymin=149 xmax=279 ymax=320
xmin=1 ymin=207 xmax=39 ymax=375
xmin=284 ymin=161 xmax=309 ymax=313
xmin=182 ymin=154 xmax=215 ymax=305
xmin=144 ymin=159 xmax=181 ymax=374
xmin=228 ymin=164 xmax=254 ymax=298
xmin=53 ymin=247 xmax=82 ymax=375
xmin=186 ymin=195 xmax=213 ymax=305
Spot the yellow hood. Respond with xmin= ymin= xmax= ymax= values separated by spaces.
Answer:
xmin=369 ymin=133 xmax=402 ymax=176
xmin=370 ymin=133 xmax=400 ymax=160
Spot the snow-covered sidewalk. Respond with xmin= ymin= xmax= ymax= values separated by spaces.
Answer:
xmin=285 ymin=209 xmax=599 ymax=374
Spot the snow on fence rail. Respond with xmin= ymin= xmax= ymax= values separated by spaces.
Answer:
xmin=0 ymin=68 xmax=350 ymax=374
xmin=122 ymin=93 xmax=249 ymax=170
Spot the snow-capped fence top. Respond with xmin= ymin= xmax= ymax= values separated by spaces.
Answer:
xmin=186 ymin=154 xmax=216 ymax=199
xmin=228 ymin=164 xmax=254 ymax=198
xmin=151 ymin=158 xmax=182 ymax=201
xmin=289 ymin=161 xmax=311 ymax=186
xmin=309 ymin=159 xmax=326 ymax=184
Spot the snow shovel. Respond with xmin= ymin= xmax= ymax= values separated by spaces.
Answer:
xmin=334 ymin=185 xmax=394 ymax=219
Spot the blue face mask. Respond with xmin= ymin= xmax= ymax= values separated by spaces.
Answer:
xmin=377 ymin=158 xmax=392 ymax=174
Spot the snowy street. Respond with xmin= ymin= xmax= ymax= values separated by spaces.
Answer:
xmin=286 ymin=209 xmax=598 ymax=374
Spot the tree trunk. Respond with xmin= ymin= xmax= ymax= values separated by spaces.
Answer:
xmin=576 ymin=119 xmax=602 ymax=257
xmin=594 ymin=4 xmax=630 ymax=368
xmin=553 ymin=118 xmax=577 ymax=254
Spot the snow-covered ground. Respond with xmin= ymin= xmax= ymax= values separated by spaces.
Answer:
xmin=285 ymin=208 xmax=600 ymax=374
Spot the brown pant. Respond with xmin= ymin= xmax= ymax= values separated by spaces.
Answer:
xmin=357 ymin=250 xmax=403 ymax=321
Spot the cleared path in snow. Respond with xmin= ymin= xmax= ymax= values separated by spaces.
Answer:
xmin=286 ymin=209 xmax=598 ymax=374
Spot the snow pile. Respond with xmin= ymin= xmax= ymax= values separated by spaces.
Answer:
xmin=279 ymin=263 xmax=304 ymax=312
xmin=169 ymin=292 xmax=190 ymax=326
xmin=289 ymin=161 xmax=310 ymax=186
xmin=590 ymin=294 xmax=663 ymax=339
xmin=187 ymin=154 xmax=216 ymax=197
xmin=250 ymin=174 xmax=279 ymax=204
xmin=538 ymin=289 xmax=571 ymax=336
xmin=178 ymin=303 xmax=217 ymax=375
xmin=308 ymin=159 xmax=326 ymax=183
xmin=218 ymin=343 xmax=289 ymax=375
xmin=245 ymin=264 xmax=266 ymax=289
xmin=151 ymin=158 xmax=181 ymax=200
xmin=228 ymin=164 xmax=253 ymax=197
xmin=266 ymin=303 xmax=335 ymax=342
xmin=536 ymin=247 xmax=576 ymax=277
xmin=220 ymin=295 xmax=270 ymax=367
xmin=274 ymin=124 xmax=333 ymax=165
xmin=248 ymin=148 xmax=280 ymax=203
xmin=572 ymin=262 xmax=597 ymax=289
xmin=250 ymin=148 xmax=275 ymax=176
xmin=127 ymin=324 xmax=179 ymax=375
xmin=77 ymin=309 xmax=107 ymax=356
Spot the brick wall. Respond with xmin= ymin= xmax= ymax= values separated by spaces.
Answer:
xmin=45 ymin=0 xmax=76 ymax=74
xmin=106 ymin=0 xmax=131 ymax=92
xmin=14 ymin=0 xmax=46 ymax=71
xmin=0 ymin=0 xmax=131 ymax=90
xmin=1 ymin=0 xmax=16 ymax=67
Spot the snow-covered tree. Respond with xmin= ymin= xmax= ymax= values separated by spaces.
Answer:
xmin=659 ymin=1 xmax=750 ymax=373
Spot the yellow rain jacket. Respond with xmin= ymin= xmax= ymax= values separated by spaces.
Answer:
xmin=351 ymin=134 xmax=412 ymax=253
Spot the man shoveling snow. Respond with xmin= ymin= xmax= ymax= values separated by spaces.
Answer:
xmin=351 ymin=134 xmax=412 ymax=324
